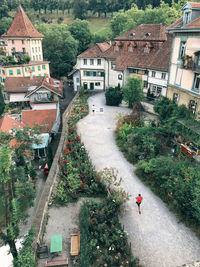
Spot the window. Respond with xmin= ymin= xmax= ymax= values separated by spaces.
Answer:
xmin=86 ymin=71 xmax=90 ymax=76
xmin=114 ymin=45 xmax=119 ymax=52
xmin=39 ymin=74 xmax=41 ymax=77
xmin=36 ymin=55 xmax=38 ymax=60
xmin=32 ymin=47 xmax=34 ymax=53
xmin=83 ymin=59 xmax=87 ymax=65
xmin=22 ymin=48 xmax=26 ymax=53
xmin=39 ymin=55 xmax=41 ymax=60
xmin=111 ymin=62 xmax=116 ymax=69
xmin=179 ymin=41 xmax=186 ymax=58
xmin=9 ymin=70 xmax=13 ymax=75
xmin=97 ymin=59 xmax=101 ymax=65
xmin=22 ymin=40 xmax=24 ymax=44
xmin=2 ymin=70 xmax=5 ymax=75
xmin=161 ymin=73 xmax=166 ymax=79
xmin=32 ymin=66 xmax=35 ymax=71
xmin=194 ymin=74 xmax=200 ymax=92
xmin=189 ymin=100 xmax=197 ymax=114
xmin=95 ymin=82 xmax=100 ymax=86
xmin=12 ymin=40 xmax=14 ymax=44
xmin=76 ymin=77 xmax=79 ymax=83
xmin=25 ymin=67 xmax=28 ymax=72
xmin=42 ymin=65 xmax=46 ymax=69
xmin=144 ymin=45 xmax=149 ymax=53
xmin=33 ymin=56 xmax=35 ymax=61
xmin=93 ymin=71 xmax=96 ymax=76
xmin=173 ymin=93 xmax=179 ymax=104
xmin=39 ymin=47 xmax=40 ymax=52
xmin=83 ymin=82 xmax=87 ymax=89
xmin=35 ymin=47 xmax=37 ymax=52
xmin=128 ymin=46 xmax=133 ymax=53
xmin=143 ymin=81 xmax=148 ymax=88
xmin=157 ymin=87 xmax=162 ymax=95
xmin=152 ymin=71 xmax=156 ymax=77
xmin=38 ymin=65 xmax=41 ymax=70
xmin=144 ymin=70 xmax=148 ymax=75
xmin=90 ymin=59 xmax=94 ymax=65
xmin=101 ymin=72 xmax=104 ymax=77
xmin=17 ymin=69 xmax=21 ymax=74
xmin=184 ymin=11 xmax=191 ymax=24
xmin=118 ymin=74 xmax=122 ymax=80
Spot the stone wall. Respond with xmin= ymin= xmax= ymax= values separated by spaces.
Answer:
xmin=32 ymin=93 xmax=79 ymax=252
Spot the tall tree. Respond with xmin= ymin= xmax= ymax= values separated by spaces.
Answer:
xmin=69 ymin=19 xmax=92 ymax=54
xmin=37 ymin=24 xmax=78 ymax=77
xmin=73 ymin=0 xmax=89 ymax=19
xmin=122 ymin=76 xmax=144 ymax=108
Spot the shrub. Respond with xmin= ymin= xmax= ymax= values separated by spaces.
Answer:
xmin=105 ymin=86 xmax=123 ymax=106
xmin=57 ymin=17 xmax=64 ymax=24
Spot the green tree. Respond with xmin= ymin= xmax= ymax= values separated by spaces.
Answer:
xmin=0 ymin=84 xmax=5 ymax=115
xmin=69 ymin=19 xmax=92 ymax=54
xmin=73 ymin=0 xmax=89 ymax=19
xmin=37 ymin=24 xmax=78 ymax=77
xmin=122 ymin=76 xmax=144 ymax=108
xmin=0 ymin=17 xmax=12 ymax=35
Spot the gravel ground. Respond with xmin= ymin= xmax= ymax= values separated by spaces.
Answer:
xmin=77 ymin=92 xmax=200 ymax=267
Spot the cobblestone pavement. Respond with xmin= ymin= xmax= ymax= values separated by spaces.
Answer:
xmin=77 ymin=92 xmax=200 ymax=267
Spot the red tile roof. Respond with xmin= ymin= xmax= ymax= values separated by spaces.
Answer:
xmin=183 ymin=16 xmax=200 ymax=28
xmin=189 ymin=2 xmax=200 ymax=8
xmin=2 ymin=6 xmax=43 ymax=38
xmin=115 ymin=24 xmax=167 ymax=41
xmin=78 ymin=42 xmax=111 ymax=58
xmin=4 ymin=76 xmax=63 ymax=97
xmin=0 ymin=115 xmax=25 ymax=148
xmin=22 ymin=109 xmax=56 ymax=133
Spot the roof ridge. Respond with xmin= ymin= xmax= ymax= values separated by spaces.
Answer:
xmin=20 ymin=7 xmax=31 ymax=37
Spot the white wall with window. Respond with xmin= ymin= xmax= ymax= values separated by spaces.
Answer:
xmin=73 ymin=70 xmax=80 ymax=91
xmin=148 ymin=70 xmax=168 ymax=96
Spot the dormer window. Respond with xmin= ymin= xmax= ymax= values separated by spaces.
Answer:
xmin=144 ymin=45 xmax=149 ymax=53
xmin=145 ymin=32 xmax=151 ymax=37
xmin=129 ymin=46 xmax=133 ymax=53
xmin=184 ymin=11 xmax=191 ymax=25
xmin=130 ymin=32 xmax=135 ymax=37
xmin=114 ymin=44 xmax=119 ymax=52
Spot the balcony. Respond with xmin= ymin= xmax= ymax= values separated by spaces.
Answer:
xmin=180 ymin=56 xmax=194 ymax=69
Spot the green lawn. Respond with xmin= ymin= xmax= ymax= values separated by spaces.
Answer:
xmin=87 ymin=17 xmax=111 ymax=35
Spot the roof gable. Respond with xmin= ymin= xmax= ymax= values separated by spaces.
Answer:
xmin=2 ymin=6 xmax=43 ymax=38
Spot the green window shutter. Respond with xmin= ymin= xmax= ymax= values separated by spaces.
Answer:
xmin=86 ymin=71 xmax=90 ymax=76
xmin=9 ymin=70 xmax=13 ymax=75
xmin=17 ymin=69 xmax=21 ymax=74
xmin=42 ymin=65 xmax=46 ymax=69
xmin=93 ymin=71 xmax=96 ymax=76
xmin=101 ymin=72 xmax=104 ymax=77
xmin=38 ymin=65 xmax=41 ymax=70
xmin=0 ymin=77 xmax=2 ymax=82
xmin=32 ymin=66 xmax=35 ymax=71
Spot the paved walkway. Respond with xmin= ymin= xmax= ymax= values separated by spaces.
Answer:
xmin=77 ymin=92 xmax=200 ymax=267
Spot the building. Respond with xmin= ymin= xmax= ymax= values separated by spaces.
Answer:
xmin=0 ymin=6 xmax=50 ymax=83
xmin=3 ymin=75 xmax=63 ymax=107
xmin=71 ymin=24 xmax=172 ymax=97
xmin=167 ymin=2 xmax=200 ymax=114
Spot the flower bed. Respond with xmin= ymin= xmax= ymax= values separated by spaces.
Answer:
xmin=53 ymin=94 xmax=106 ymax=204
xmin=79 ymin=199 xmax=139 ymax=267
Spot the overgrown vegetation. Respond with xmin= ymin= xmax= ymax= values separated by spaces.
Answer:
xmin=115 ymin=97 xmax=200 ymax=232
xmin=79 ymin=199 xmax=139 ymax=267
xmin=105 ymin=86 xmax=123 ymax=106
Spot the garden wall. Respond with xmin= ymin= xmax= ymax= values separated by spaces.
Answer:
xmin=32 ymin=93 xmax=79 ymax=254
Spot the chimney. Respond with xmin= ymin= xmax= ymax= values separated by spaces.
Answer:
xmin=29 ymin=68 xmax=33 ymax=79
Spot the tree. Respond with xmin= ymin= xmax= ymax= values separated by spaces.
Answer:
xmin=0 ymin=17 xmax=12 ymax=35
xmin=69 ymin=19 xmax=92 ymax=54
xmin=0 ymin=84 xmax=5 ymax=116
xmin=122 ymin=76 xmax=144 ymax=108
xmin=73 ymin=0 xmax=89 ymax=19
xmin=37 ymin=24 xmax=78 ymax=77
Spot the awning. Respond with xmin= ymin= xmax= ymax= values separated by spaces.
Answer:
xmin=32 ymin=133 xmax=49 ymax=149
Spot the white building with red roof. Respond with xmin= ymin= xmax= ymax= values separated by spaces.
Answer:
xmin=0 ymin=6 xmax=50 ymax=83
xmin=167 ymin=2 xmax=200 ymax=115
xmin=71 ymin=23 xmax=172 ymax=97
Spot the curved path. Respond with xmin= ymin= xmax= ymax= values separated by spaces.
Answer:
xmin=77 ymin=92 xmax=200 ymax=267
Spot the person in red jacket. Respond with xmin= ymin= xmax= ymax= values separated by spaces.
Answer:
xmin=136 ymin=194 xmax=143 ymax=214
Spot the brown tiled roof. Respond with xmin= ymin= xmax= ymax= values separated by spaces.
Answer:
xmin=0 ymin=115 xmax=25 ymax=147
xmin=167 ymin=17 xmax=183 ymax=30
xmin=78 ymin=42 xmax=111 ymax=58
xmin=189 ymin=2 xmax=200 ymax=8
xmin=168 ymin=14 xmax=200 ymax=30
xmin=115 ymin=24 xmax=167 ymax=41
xmin=2 ymin=6 xmax=43 ymax=38
xmin=183 ymin=16 xmax=200 ymax=28
xmin=4 ymin=76 xmax=63 ymax=96
xmin=150 ymin=33 xmax=173 ymax=72
xmin=22 ymin=109 xmax=56 ymax=133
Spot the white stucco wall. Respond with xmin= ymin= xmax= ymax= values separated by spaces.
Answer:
xmin=9 ymin=93 xmax=29 ymax=102
xmin=30 ymin=103 xmax=57 ymax=110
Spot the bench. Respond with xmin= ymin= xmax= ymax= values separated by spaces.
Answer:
xmin=36 ymin=242 xmax=48 ymax=259
xmin=45 ymin=259 xmax=68 ymax=267
xmin=70 ymin=232 xmax=80 ymax=256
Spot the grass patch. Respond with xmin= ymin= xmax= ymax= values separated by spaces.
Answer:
xmin=87 ymin=17 xmax=111 ymax=35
